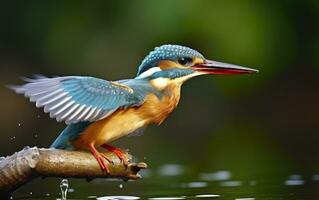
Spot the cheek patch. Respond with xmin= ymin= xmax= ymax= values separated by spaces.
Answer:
xmin=158 ymin=60 xmax=186 ymax=70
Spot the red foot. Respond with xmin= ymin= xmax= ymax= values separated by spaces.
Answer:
xmin=101 ymin=144 xmax=128 ymax=166
xmin=89 ymin=144 xmax=112 ymax=173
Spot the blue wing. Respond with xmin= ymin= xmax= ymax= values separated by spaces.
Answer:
xmin=10 ymin=76 xmax=149 ymax=124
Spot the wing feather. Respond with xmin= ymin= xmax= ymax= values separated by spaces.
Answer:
xmin=58 ymin=103 xmax=80 ymax=121
xmin=90 ymin=108 xmax=103 ymax=121
xmin=83 ymin=107 xmax=97 ymax=121
xmin=55 ymin=100 xmax=74 ymax=116
xmin=10 ymin=76 xmax=152 ymax=124
xmin=49 ymin=96 xmax=72 ymax=111
xmin=76 ymin=106 xmax=91 ymax=121
xmin=67 ymin=104 xmax=86 ymax=123
xmin=37 ymin=89 xmax=65 ymax=104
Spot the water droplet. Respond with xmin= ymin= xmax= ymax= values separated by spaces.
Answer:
xmin=119 ymin=184 xmax=123 ymax=189
xmin=88 ymin=196 xmax=98 ymax=199
xmin=34 ymin=134 xmax=38 ymax=138
xmin=97 ymin=196 xmax=140 ymax=200
xmin=29 ymin=192 xmax=32 ymax=195
xmin=195 ymin=194 xmax=220 ymax=198
xmin=45 ymin=193 xmax=50 ymax=196
xmin=37 ymin=115 xmax=40 ymax=118
xmin=10 ymin=136 xmax=16 ymax=141
xmin=68 ymin=188 xmax=75 ymax=193
xmin=18 ymin=123 xmax=21 ymax=127
xmin=235 ymin=198 xmax=255 ymax=200
xmin=60 ymin=179 xmax=69 ymax=200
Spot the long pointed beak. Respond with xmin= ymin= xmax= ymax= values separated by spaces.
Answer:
xmin=192 ymin=60 xmax=258 ymax=74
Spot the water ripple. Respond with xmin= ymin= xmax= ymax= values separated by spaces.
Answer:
xmin=186 ymin=182 xmax=208 ymax=188
xmin=97 ymin=196 xmax=140 ymax=200
xmin=195 ymin=194 xmax=220 ymax=198
xmin=220 ymin=180 xmax=242 ymax=187
xmin=285 ymin=179 xmax=304 ymax=186
xmin=285 ymin=174 xmax=305 ymax=186
xmin=199 ymin=170 xmax=231 ymax=181
xmin=148 ymin=197 xmax=186 ymax=200
xmin=158 ymin=164 xmax=183 ymax=176
xmin=312 ymin=174 xmax=319 ymax=181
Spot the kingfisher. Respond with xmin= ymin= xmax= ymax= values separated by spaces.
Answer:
xmin=10 ymin=44 xmax=258 ymax=172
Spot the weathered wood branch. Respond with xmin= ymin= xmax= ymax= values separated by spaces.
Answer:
xmin=0 ymin=147 xmax=147 ymax=198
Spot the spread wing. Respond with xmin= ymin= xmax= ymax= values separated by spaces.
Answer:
xmin=10 ymin=76 xmax=145 ymax=124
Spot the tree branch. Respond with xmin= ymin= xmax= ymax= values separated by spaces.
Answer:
xmin=0 ymin=147 xmax=147 ymax=199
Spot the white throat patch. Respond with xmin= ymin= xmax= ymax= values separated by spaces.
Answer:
xmin=150 ymin=77 xmax=170 ymax=90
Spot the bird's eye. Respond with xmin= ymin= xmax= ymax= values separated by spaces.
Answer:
xmin=177 ymin=57 xmax=193 ymax=66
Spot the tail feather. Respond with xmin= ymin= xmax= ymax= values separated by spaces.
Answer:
xmin=50 ymin=122 xmax=91 ymax=149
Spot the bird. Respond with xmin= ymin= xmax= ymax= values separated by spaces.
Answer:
xmin=10 ymin=44 xmax=258 ymax=172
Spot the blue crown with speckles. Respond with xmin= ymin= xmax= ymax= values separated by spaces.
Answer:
xmin=137 ymin=44 xmax=204 ymax=76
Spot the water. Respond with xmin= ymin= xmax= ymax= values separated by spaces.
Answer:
xmin=199 ymin=171 xmax=231 ymax=181
xmin=97 ymin=196 xmax=140 ymax=200
xmin=60 ymin=179 xmax=69 ymax=200
xmin=195 ymin=194 xmax=220 ymax=198
xmin=11 ymin=165 xmax=319 ymax=200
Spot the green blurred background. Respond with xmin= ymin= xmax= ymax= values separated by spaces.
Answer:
xmin=1 ymin=0 xmax=319 ymax=197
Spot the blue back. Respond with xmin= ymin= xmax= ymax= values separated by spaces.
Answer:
xmin=50 ymin=78 xmax=162 ymax=149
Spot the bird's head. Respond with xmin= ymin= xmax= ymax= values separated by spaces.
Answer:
xmin=136 ymin=44 xmax=258 ymax=82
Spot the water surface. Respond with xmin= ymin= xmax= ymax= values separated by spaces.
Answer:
xmin=13 ymin=164 xmax=319 ymax=200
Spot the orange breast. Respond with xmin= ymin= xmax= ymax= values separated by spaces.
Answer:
xmin=73 ymin=82 xmax=182 ymax=149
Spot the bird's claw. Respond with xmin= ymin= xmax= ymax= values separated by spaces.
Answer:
xmin=90 ymin=144 xmax=113 ymax=173
xmin=100 ymin=153 xmax=114 ymax=165
xmin=94 ymin=152 xmax=111 ymax=173
xmin=101 ymin=144 xmax=129 ymax=168
xmin=113 ymin=149 xmax=128 ymax=167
